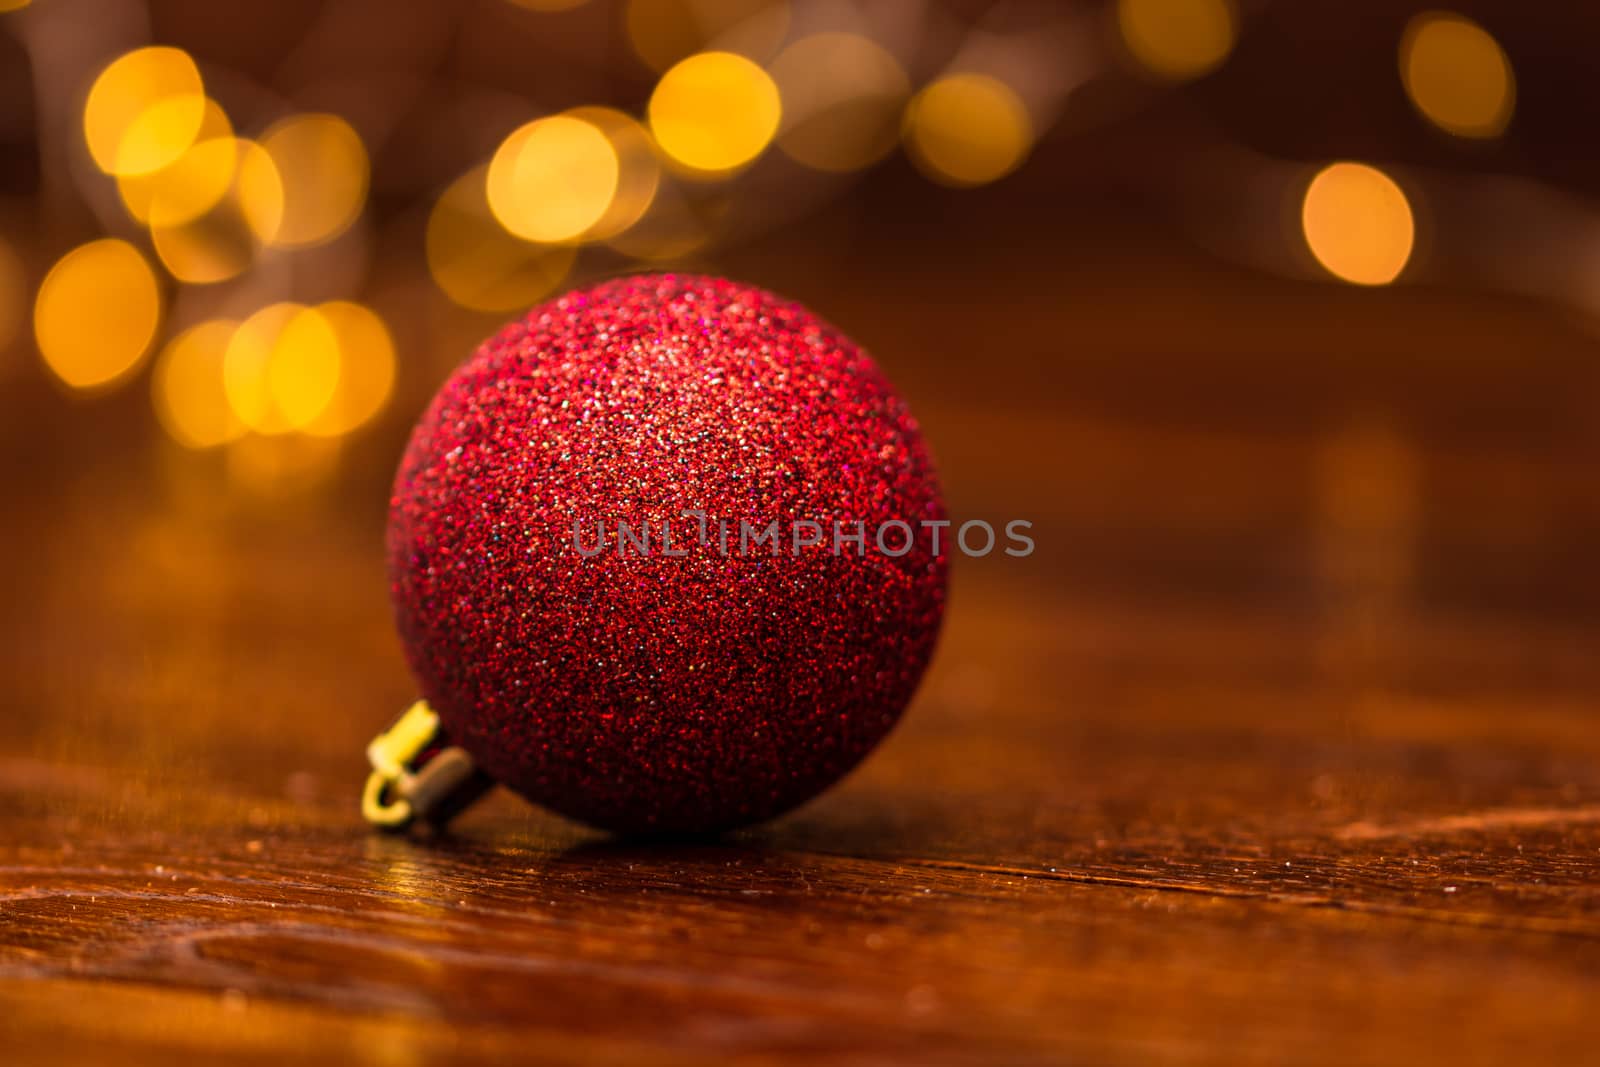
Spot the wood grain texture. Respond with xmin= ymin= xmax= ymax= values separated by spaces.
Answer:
xmin=5 ymin=207 xmax=1600 ymax=1065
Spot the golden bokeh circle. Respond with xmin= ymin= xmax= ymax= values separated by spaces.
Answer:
xmin=153 ymin=319 xmax=245 ymax=449
xmin=770 ymin=33 xmax=909 ymax=173
xmin=1302 ymin=162 xmax=1415 ymax=286
xmin=649 ymin=51 xmax=781 ymax=176
xmin=135 ymin=137 xmax=239 ymax=231
xmin=1400 ymin=13 xmax=1515 ymax=138
xmin=84 ymin=47 xmax=207 ymax=176
xmin=116 ymin=99 xmax=236 ymax=226
xmin=222 ymin=303 xmax=341 ymax=434
xmin=35 ymin=238 xmax=162 ymax=390
xmin=1117 ymin=0 xmax=1237 ymax=82
xmin=259 ymin=113 xmax=370 ymax=247
xmin=303 ymin=301 xmax=396 ymax=438
xmin=149 ymin=139 xmax=284 ymax=284
xmin=487 ymin=115 xmax=620 ymax=243
xmin=564 ymin=106 xmax=662 ymax=240
xmin=903 ymin=73 xmax=1032 ymax=187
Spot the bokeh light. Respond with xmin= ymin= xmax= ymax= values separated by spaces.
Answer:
xmin=259 ymin=114 xmax=370 ymax=247
xmin=116 ymin=99 xmax=236 ymax=226
xmin=153 ymin=319 xmax=245 ymax=449
xmin=84 ymin=47 xmax=207 ymax=176
xmin=222 ymin=303 xmax=340 ymax=433
xmin=123 ymin=136 xmax=238 ymax=231
xmin=162 ymin=304 xmax=391 ymax=446
xmin=1400 ymin=13 xmax=1515 ymax=139
xmin=770 ymin=33 xmax=909 ymax=174
xmin=649 ymin=51 xmax=781 ymax=176
xmin=487 ymin=115 xmax=619 ymax=242
xmin=303 ymin=301 xmax=395 ymax=437
xmin=150 ymin=139 xmax=284 ymax=283
xmin=565 ymin=106 xmax=661 ymax=240
xmin=35 ymin=239 xmax=161 ymax=390
xmin=427 ymin=165 xmax=576 ymax=311
xmin=1118 ymin=0 xmax=1237 ymax=81
xmin=1302 ymin=162 xmax=1415 ymax=286
xmin=903 ymin=73 xmax=1032 ymax=187
xmin=0 ymin=0 xmax=32 ymax=12
xmin=626 ymin=0 xmax=789 ymax=73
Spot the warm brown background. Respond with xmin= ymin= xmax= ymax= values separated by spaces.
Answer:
xmin=3 ymin=1 xmax=1600 ymax=1064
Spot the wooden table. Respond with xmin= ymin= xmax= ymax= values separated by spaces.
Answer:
xmin=3 ymin=206 xmax=1599 ymax=1064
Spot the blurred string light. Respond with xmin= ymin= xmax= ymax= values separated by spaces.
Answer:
xmin=259 ymin=114 xmax=370 ymax=247
xmin=770 ymin=33 xmax=909 ymax=173
xmin=1400 ymin=12 xmax=1514 ymax=139
xmin=566 ymin=106 xmax=661 ymax=239
xmin=84 ymin=47 xmax=207 ymax=176
xmin=903 ymin=73 xmax=1032 ymax=187
xmin=0 ymin=0 xmax=32 ymax=11
xmin=428 ymin=164 xmax=575 ymax=311
xmin=1118 ymin=0 xmax=1237 ymax=81
xmin=487 ymin=115 xmax=619 ymax=242
xmin=153 ymin=319 xmax=245 ymax=448
xmin=302 ymin=301 xmax=395 ymax=438
xmin=1302 ymin=162 xmax=1415 ymax=286
xmin=155 ymin=303 xmax=393 ymax=448
xmin=35 ymin=239 xmax=162 ymax=389
xmin=116 ymin=99 xmax=235 ymax=226
xmin=648 ymin=51 xmax=781 ymax=175
xmin=222 ymin=303 xmax=340 ymax=433
xmin=626 ymin=0 xmax=789 ymax=73
xmin=149 ymin=139 xmax=283 ymax=283
xmin=141 ymin=136 xmax=238 ymax=229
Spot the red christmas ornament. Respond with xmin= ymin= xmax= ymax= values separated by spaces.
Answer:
xmin=382 ymin=274 xmax=947 ymax=834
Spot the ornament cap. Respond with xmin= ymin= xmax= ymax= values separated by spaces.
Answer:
xmin=361 ymin=701 xmax=491 ymax=830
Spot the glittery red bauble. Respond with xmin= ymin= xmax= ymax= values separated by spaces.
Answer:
xmin=388 ymin=274 xmax=947 ymax=834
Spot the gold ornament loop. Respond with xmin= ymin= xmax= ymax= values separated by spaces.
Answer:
xmin=362 ymin=765 xmax=414 ymax=828
xmin=362 ymin=701 xmax=482 ymax=830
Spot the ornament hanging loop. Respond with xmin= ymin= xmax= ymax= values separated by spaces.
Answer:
xmin=362 ymin=701 xmax=489 ymax=830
